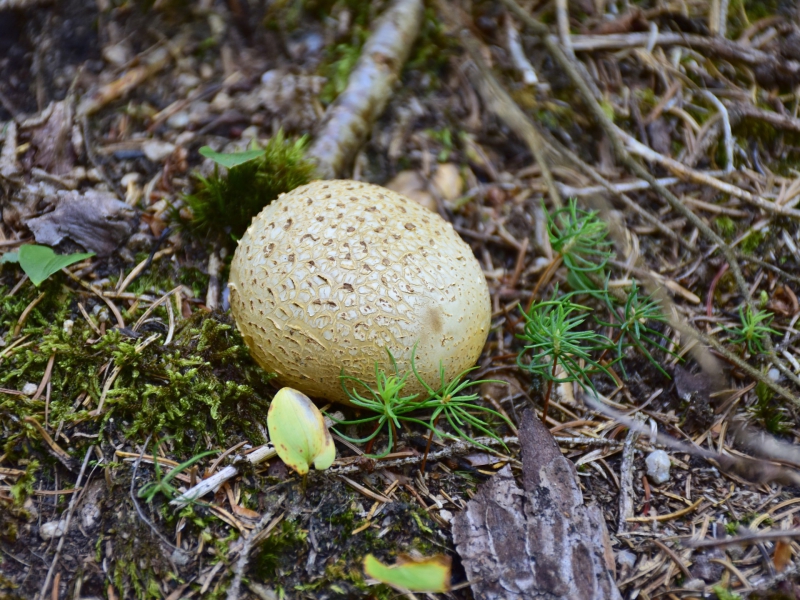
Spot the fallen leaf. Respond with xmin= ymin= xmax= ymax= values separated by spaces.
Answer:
xmin=23 ymin=189 xmax=137 ymax=256
xmin=363 ymin=553 xmax=451 ymax=593
xmin=18 ymin=244 xmax=94 ymax=286
xmin=267 ymin=387 xmax=335 ymax=476
xmin=199 ymin=146 xmax=265 ymax=169
xmin=773 ymin=539 xmax=792 ymax=572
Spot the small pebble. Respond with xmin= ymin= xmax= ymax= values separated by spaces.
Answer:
xmin=616 ymin=549 xmax=636 ymax=570
xmin=21 ymin=383 xmax=38 ymax=396
xmin=167 ymin=111 xmax=190 ymax=129
xmin=646 ymin=450 xmax=671 ymax=484
xmin=768 ymin=367 xmax=781 ymax=381
xmin=142 ymin=140 xmax=176 ymax=163
xmin=40 ymin=520 xmax=67 ymax=540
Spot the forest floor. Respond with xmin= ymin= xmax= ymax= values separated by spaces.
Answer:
xmin=2 ymin=0 xmax=800 ymax=599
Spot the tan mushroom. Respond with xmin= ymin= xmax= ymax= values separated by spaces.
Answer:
xmin=228 ymin=180 xmax=491 ymax=405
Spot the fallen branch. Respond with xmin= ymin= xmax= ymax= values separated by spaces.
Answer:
xmin=307 ymin=0 xmax=424 ymax=178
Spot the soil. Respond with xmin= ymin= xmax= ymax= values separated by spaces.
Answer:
xmin=2 ymin=1 xmax=800 ymax=599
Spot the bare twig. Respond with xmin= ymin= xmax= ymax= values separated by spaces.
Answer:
xmin=506 ymin=15 xmax=538 ymax=85
xmin=170 ymin=445 xmax=277 ymax=508
xmin=701 ymin=91 xmax=734 ymax=173
xmin=307 ymin=0 xmax=424 ymax=178
xmin=460 ymin=31 xmax=563 ymax=208
xmin=37 ymin=446 xmax=95 ymax=600
xmin=225 ymin=494 xmax=286 ymax=600
xmin=686 ymin=528 xmax=800 ymax=549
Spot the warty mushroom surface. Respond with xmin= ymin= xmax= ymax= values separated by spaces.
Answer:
xmin=228 ymin=179 xmax=491 ymax=405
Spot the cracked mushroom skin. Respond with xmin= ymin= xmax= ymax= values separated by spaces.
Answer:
xmin=228 ymin=179 xmax=491 ymax=405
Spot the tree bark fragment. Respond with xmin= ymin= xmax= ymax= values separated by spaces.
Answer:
xmin=452 ymin=410 xmax=621 ymax=600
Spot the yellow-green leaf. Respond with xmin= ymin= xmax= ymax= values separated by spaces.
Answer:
xmin=363 ymin=554 xmax=451 ymax=593
xmin=267 ymin=387 xmax=336 ymax=475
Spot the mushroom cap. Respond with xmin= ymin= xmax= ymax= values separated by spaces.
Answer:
xmin=228 ymin=180 xmax=491 ymax=405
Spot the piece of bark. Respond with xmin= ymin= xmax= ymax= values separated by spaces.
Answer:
xmin=452 ymin=410 xmax=621 ymax=600
xmin=24 ymin=189 xmax=137 ymax=256
xmin=25 ymin=101 xmax=76 ymax=175
xmin=306 ymin=0 xmax=423 ymax=178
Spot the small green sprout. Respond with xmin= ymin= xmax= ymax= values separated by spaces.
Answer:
xmin=546 ymin=199 xmax=614 ymax=291
xmin=726 ymin=306 xmax=778 ymax=354
xmin=267 ymin=387 xmax=336 ymax=476
xmin=331 ymin=349 xmax=510 ymax=458
xmin=183 ymin=130 xmax=316 ymax=240
xmin=518 ymin=290 xmax=614 ymax=420
xmin=137 ymin=443 xmax=218 ymax=503
xmin=750 ymin=381 xmax=790 ymax=434
xmin=596 ymin=283 xmax=674 ymax=378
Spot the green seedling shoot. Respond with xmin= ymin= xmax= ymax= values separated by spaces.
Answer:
xmin=726 ymin=306 xmax=779 ymax=355
xmin=518 ymin=289 xmax=614 ymax=422
xmin=138 ymin=444 xmax=218 ymax=503
xmin=267 ymin=387 xmax=336 ymax=476
xmin=332 ymin=348 xmax=510 ymax=459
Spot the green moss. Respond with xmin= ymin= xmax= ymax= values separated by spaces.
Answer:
xmin=740 ymin=229 xmax=766 ymax=254
xmin=1 ymin=281 xmax=274 ymax=461
xmin=405 ymin=7 xmax=458 ymax=78
xmin=182 ymin=130 xmax=316 ymax=241
xmin=9 ymin=460 xmax=39 ymax=506
xmin=714 ymin=216 xmax=736 ymax=239
xmin=253 ymin=518 xmax=309 ymax=579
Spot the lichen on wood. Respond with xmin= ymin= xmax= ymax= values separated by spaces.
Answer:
xmin=307 ymin=0 xmax=424 ymax=178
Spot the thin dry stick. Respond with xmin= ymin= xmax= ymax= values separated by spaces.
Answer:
xmin=554 ymin=0 xmax=574 ymax=58
xmin=701 ymin=91 xmax=734 ymax=173
xmin=460 ymin=32 xmax=562 ymax=208
xmin=617 ymin=422 xmax=640 ymax=535
xmin=37 ymin=446 xmax=95 ymax=600
xmin=687 ymin=528 xmax=800 ymax=549
xmin=226 ymin=494 xmax=286 ymax=600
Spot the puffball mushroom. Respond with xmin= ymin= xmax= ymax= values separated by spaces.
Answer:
xmin=228 ymin=180 xmax=491 ymax=405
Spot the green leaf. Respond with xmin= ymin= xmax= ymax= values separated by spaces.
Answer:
xmin=18 ymin=245 xmax=94 ymax=286
xmin=363 ymin=554 xmax=451 ymax=593
xmin=0 ymin=251 xmax=19 ymax=264
xmin=198 ymin=146 xmax=266 ymax=169
xmin=267 ymin=387 xmax=336 ymax=475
